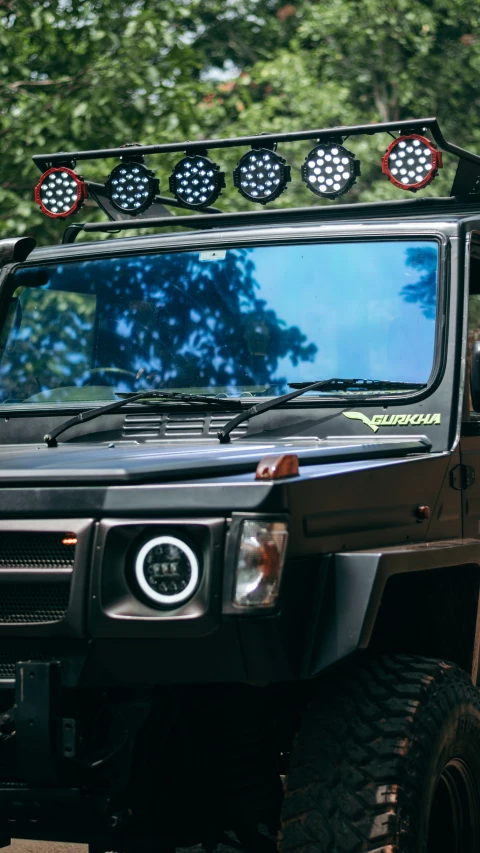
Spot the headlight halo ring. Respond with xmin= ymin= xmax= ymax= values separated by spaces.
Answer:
xmin=134 ymin=534 xmax=200 ymax=607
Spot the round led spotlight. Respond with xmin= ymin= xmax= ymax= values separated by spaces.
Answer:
xmin=382 ymin=134 xmax=443 ymax=192
xmin=134 ymin=536 xmax=199 ymax=607
xmin=34 ymin=167 xmax=87 ymax=219
xmin=105 ymin=161 xmax=159 ymax=215
xmin=233 ymin=148 xmax=291 ymax=204
xmin=301 ymin=142 xmax=360 ymax=199
xmin=169 ymin=154 xmax=225 ymax=209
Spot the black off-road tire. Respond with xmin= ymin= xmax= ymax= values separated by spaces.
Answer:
xmin=280 ymin=655 xmax=480 ymax=853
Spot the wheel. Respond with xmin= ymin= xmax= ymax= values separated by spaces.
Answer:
xmin=280 ymin=655 xmax=480 ymax=853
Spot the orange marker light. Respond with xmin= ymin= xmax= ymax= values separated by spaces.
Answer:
xmin=62 ymin=536 xmax=78 ymax=546
xmin=255 ymin=453 xmax=299 ymax=480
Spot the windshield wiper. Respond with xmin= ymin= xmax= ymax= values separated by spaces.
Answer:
xmin=217 ymin=378 xmax=426 ymax=443
xmin=288 ymin=379 xmax=424 ymax=391
xmin=44 ymin=390 xmax=243 ymax=448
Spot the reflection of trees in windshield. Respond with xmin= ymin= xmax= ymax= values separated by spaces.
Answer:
xmin=400 ymin=246 xmax=437 ymax=319
xmin=0 ymin=289 xmax=96 ymax=402
xmin=92 ymin=250 xmax=317 ymax=391
xmin=0 ymin=249 xmax=317 ymax=401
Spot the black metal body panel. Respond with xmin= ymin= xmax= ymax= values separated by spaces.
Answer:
xmin=309 ymin=539 xmax=480 ymax=676
xmin=0 ymin=237 xmax=36 ymax=266
xmin=0 ymin=436 xmax=430 ymax=484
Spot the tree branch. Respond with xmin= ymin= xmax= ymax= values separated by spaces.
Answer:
xmin=3 ymin=77 xmax=74 ymax=91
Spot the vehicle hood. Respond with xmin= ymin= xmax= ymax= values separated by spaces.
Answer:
xmin=0 ymin=435 xmax=431 ymax=485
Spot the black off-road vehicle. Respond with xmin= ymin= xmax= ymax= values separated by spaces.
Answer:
xmin=0 ymin=117 xmax=479 ymax=853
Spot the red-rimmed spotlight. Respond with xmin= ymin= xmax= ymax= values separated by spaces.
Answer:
xmin=34 ymin=167 xmax=87 ymax=218
xmin=382 ymin=135 xmax=442 ymax=192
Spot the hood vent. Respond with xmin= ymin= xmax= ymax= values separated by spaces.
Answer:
xmin=123 ymin=412 xmax=248 ymax=441
xmin=207 ymin=415 xmax=248 ymax=438
xmin=166 ymin=415 xmax=206 ymax=438
xmin=123 ymin=414 xmax=162 ymax=439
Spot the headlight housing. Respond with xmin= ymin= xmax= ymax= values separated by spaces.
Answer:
xmin=233 ymin=520 xmax=288 ymax=608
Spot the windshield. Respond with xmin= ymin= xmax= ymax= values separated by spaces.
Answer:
xmin=0 ymin=239 xmax=438 ymax=406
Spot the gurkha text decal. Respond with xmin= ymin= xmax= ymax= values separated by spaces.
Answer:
xmin=342 ymin=411 xmax=441 ymax=433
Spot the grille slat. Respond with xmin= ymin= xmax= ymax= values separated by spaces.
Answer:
xmin=123 ymin=412 xmax=248 ymax=440
xmin=0 ymin=532 xmax=76 ymax=569
xmin=0 ymin=584 xmax=70 ymax=624
xmin=124 ymin=415 xmax=162 ymax=436
xmin=165 ymin=429 xmax=205 ymax=436
xmin=208 ymin=415 xmax=248 ymax=437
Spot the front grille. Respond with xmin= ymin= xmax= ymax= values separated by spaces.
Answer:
xmin=0 ymin=584 xmax=70 ymax=624
xmin=0 ymin=521 xmax=91 ymax=633
xmin=0 ymin=532 xmax=76 ymax=569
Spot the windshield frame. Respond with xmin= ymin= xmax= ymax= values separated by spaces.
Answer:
xmin=0 ymin=225 xmax=448 ymax=415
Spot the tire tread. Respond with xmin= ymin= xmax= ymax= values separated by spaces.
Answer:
xmin=280 ymin=655 xmax=480 ymax=853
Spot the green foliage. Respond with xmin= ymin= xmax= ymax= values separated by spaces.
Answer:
xmin=1 ymin=0 xmax=480 ymax=244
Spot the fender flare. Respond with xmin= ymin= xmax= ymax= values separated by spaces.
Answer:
xmin=308 ymin=539 xmax=480 ymax=677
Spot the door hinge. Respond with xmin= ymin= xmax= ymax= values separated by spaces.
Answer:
xmin=451 ymin=464 xmax=476 ymax=490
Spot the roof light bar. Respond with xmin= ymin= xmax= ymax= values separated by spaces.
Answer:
xmin=34 ymin=167 xmax=87 ymax=219
xmin=34 ymin=119 xmax=480 ymax=236
xmin=302 ymin=141 xmax=360 ymax=198
xmin=233 ymin=147 xmax=291 ymax=204
xmin=169 ymin=153 xmax=225 ymax=209
xmin=382 ymin=134 xmax=442 ymax=192
xmin=105 ymin=160 xmax=159 ymax=215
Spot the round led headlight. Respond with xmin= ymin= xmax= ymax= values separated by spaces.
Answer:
xmin=134 ymin=536 xmax=199 ymax=607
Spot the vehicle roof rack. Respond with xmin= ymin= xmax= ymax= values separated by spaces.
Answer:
xmin=62 ymin=196 xmax=465 ymax=244
xmin=31 ymin=117 xmax=480 ymax=244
